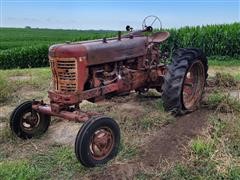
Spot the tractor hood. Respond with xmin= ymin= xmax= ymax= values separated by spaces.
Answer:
xmin=49 ymin=36 xmax=148 ymax=66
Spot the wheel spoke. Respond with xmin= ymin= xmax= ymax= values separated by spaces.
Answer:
xmin=20 ymin=111 xmax=40 ymax=130
xmin=92 ymin=144 xmax=104 ymax=157
xmin=151 ymin=17 xmax=158 ymax=27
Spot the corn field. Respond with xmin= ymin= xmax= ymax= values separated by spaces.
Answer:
xmin=0 ymin=23 xmax=239 ymax=69
xmin=161 ymin=22 xmax=240 ymax=57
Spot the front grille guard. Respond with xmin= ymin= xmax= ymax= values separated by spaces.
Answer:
xmin=50 ymin=57 xmax=77 ymax=92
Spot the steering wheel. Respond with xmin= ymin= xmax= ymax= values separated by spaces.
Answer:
xmin=142 ymin=15 xmax=162 ymax=32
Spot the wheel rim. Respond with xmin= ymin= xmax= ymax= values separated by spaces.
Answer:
xmin=182 ymin=61 xmax=205 ymax=110
xmin=20 ymin=111 xmax=40 ymax=132
xmin=89 ymin=127 xmax=114 ymax=160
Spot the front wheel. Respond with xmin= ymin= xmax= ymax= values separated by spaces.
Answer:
xmin=162 ymin=48 xmax=208 ymax=115
xmin=10 ymin=101 xmax=51 ymax=139
xmin=75 ymin=116 xmax=120 ymax=167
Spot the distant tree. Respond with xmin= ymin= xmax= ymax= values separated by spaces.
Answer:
xmin=25 ymin=26 xmax=31 ymax=29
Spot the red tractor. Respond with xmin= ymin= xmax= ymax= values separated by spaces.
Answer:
xmin=10 ymin=16 xmax=208 ymax=167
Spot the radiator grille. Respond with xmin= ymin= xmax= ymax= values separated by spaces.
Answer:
xmin=56 ymin=59 xmax=77 ymax=92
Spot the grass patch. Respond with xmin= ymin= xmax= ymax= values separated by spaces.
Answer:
xmin=136 ymin=172 xmax=154 ymax=180
xmin=191 ymin=138 xmax=215 ymax=158
xmin=0 ymin=146 xmax=88 ymax=179
xmin=138 ymin=99 xmax=173 ymax=130
xmin=235 ymin=74 xmax=240 ymax=80
xmin=208 ymin=58 xmax=240 ymax=82
xmin=206 ymin=91 xmax=225 ymax=107
xmin=30 ymin=146 xmax=86 ymax=179
xmin=206 ymin=91 xmax=240 ymax=113
xmin=208 ymin=113 xmax=240 ymax=157
xmin=1 ymin=68 xmax=51 ymax=90
xmin=160 ymin=161 xmax=226 ymax=179
xmin=141 ymin=89 xmax=161 ymax=97
xmin=0 ymin=124 xmax=13 ymax=143
xmin=0 ymin=151 xmax=7 ymax=161
xmin=209 ymin=115 xmax=226 ymax=138
xmin=140 ymin=112 xmax=171 ymax=130
xmin=229 ymin=166 xmax=240 ymax=179
xmin=160 ymin=163 xmax=240 ymax=179
xmin=228 ymin=137 xmax=240 ymax=157
xmin=153 ymin=99 xmax=165 ymax=112
xmin=215 ymin=72 xmax=237 ymax=87
xmin=0 ymin=160 xmax=41 ymax=180
xmin=117 ymin=141 xmax=139 ymax=161
xmin=223 ymin=114 xmax=240 ymax=157
xmin=208 ymin=56 xmax=240 ymax=66
xmin=0 ymin=76 xmax=13 ymax=103
xmin=0 ymin=67 xmax=51 ymax=103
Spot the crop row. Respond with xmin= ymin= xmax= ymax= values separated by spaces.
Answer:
xmin=161 ymin=22 xmax=240 ymax=57
xmin=0 ymin=45 xmax=49 ymax=69
xmin=0 ymin=28 xmax=116 ymax=50
xmin=0 ymin=23 xmax=239 ymax=69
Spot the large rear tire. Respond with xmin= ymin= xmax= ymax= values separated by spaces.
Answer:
xmin=162 ymin=48 xmax=208 ymax=115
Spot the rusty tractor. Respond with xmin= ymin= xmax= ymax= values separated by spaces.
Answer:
xmin=10 ymin=16 xmax=208 ymax=167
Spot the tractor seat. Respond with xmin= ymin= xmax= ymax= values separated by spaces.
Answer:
xmin=149 ymin=31 xmax=170 ymax=43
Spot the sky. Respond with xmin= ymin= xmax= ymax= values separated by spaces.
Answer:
xmin=0 ymin=0 xmax=239 ymax=30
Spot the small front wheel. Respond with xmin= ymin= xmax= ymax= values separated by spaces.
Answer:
xmin=75 ymin=116 xmax=120 ymax=167
xmin=10 ymin=101 xmax=51 ymax=139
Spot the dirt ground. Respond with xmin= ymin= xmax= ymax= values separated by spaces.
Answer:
xmin=0 ymin=70 xmax=240 ymax=179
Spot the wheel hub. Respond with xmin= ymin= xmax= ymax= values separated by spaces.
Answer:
xmin=182 ymin=61 xmax=205 ymax=110
xmin=90 ymin=127 xmax=114 ymax=160
xmin=21 ymin=111 xmax=40 ymax=130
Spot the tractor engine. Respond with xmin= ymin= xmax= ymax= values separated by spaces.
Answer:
xmin=48 ymin=33 xmax=167 ymax=110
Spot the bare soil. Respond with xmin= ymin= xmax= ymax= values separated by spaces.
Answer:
xmin=229 ymin=90 xmax=240 ymax=100
xmin=43 ymin=120 xmax=82 ymax=146
xmin=9 ymin=76 xmax=31 ymax=81
xmin=19 ymin=87 xmax=42 ymax=98
xmin=141 ymin=109 xmax=208 ymax=166
xmin=0 ymin=105 xmax=13 ymax=120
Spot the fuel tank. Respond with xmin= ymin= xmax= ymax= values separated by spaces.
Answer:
xmin=49 ymin=36 xmax=148 ymax=65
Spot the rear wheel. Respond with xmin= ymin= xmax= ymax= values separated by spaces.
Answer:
xmin=162 ymin=48 xmax=208 ymax=115
xmin=75 ymin=116 xmax=120 ymax=167
xmin=10 ymin=101 xmax=51 ymax=139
